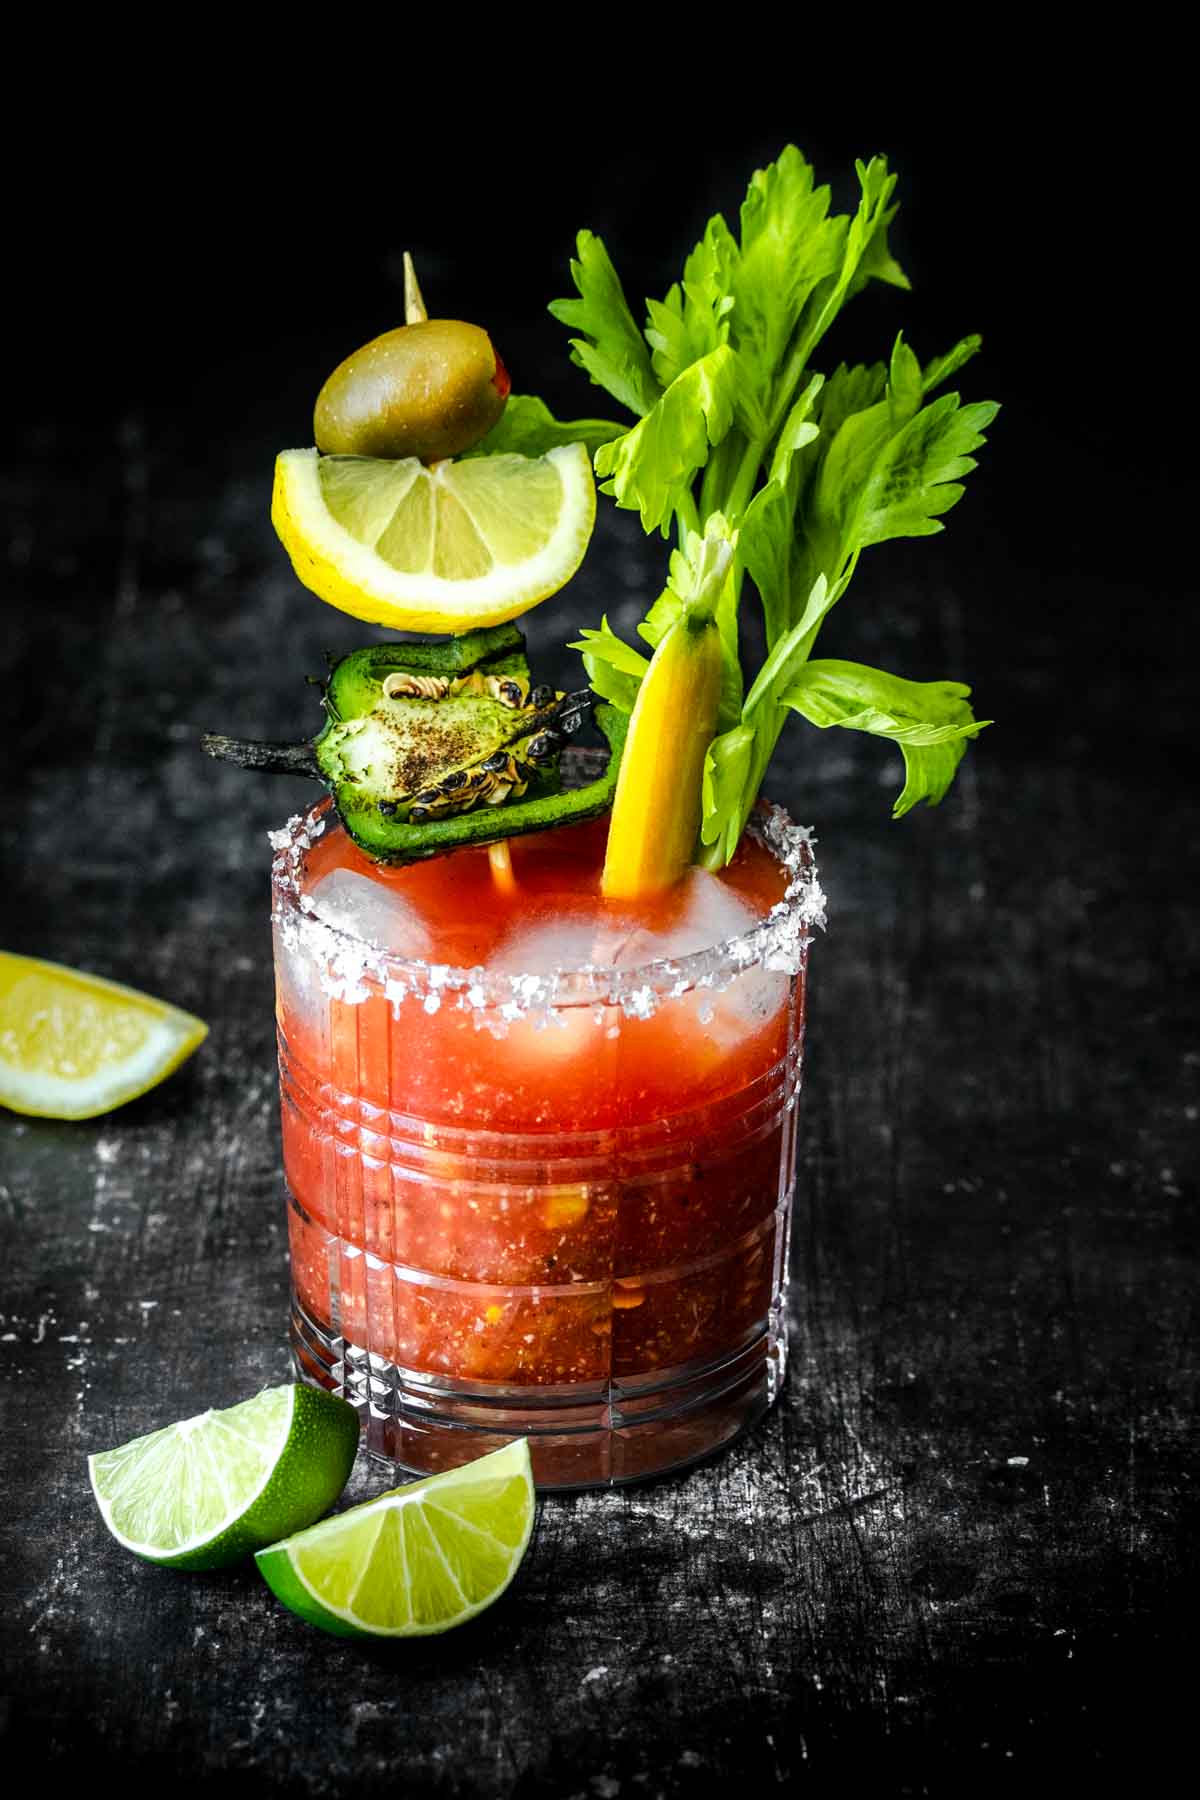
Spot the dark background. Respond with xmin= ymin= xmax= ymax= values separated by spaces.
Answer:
xmin=9 ymin=107 xmax=1193 ymax=724
xmin=3 ymin=101 xmax=1197 ymax=1796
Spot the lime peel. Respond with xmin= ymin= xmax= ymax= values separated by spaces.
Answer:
xmin=255 ymin=1438 xmax=535 ymax=1638
xmin=88 ymin=1383 xmax=360 ymax=1571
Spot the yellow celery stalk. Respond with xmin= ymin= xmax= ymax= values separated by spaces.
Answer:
xmin=601 ymin=606 xmax=723 ymax=898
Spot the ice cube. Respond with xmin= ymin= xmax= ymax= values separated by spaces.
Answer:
xmin=307 ymin=869 xmax=434 ymax=960
xmin=485 ymin=902 xmax=627 ymax=1067
xmin=610 ymin=869 xmax=758 ymax=968
xmin=489 ymin=901 xmax=630 ymax=978
xmin=490 ymin=873 xmax=785 ymax=1055
xmin=614 ymin=871 xmax=786 ymax=1047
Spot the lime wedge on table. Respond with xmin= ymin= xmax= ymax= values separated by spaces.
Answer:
xmin=88 ymin=1384 xmax=360 ymax=1571
xmin=272 ymin=444 xmax=595 ymax=633
xmin=256 ymin=1439 xmax=535 ymax=1638
xmin=0 ymin=951 xmax=207 ymax=1120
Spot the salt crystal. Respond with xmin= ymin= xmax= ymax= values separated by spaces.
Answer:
xmin=268 ymin=772 xmax=825 ymax=1027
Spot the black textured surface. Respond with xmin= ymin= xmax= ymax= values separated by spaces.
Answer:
xmin=3 ymin=126 xmax=1197 ymax=1797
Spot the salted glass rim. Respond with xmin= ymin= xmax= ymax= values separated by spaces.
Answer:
xmin=270 ymin=748 xmax=826 ymax=1017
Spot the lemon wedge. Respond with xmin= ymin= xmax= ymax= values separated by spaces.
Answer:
xmin=272 ymin=443 xmax=595 ymax=633
xmin=0 ymin=952 xmax=208 ymax=1120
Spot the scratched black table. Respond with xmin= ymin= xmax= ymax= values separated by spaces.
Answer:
xmin=4 ymin=155 xmax=1198 ymax=1791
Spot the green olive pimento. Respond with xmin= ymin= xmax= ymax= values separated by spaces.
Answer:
xmin=314 ymin=319 xmax=510 ymax=462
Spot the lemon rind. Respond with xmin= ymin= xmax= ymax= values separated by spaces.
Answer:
xmin=272 ymin=444 xmax=595 ymax=632
xmin=0 ymin=952 xmax=208 ymax=1120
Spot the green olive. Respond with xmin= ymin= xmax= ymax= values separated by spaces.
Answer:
xmin=314 ymin=319 xmax=510 ymax=462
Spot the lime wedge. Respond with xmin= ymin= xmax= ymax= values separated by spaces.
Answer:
xmin=271 ymin=444 xmax=594 ymax=633
xmin=0 ymin=951 xmax=208 ymax=1120
xmin=255 ymin=1439 xmax=535 ymax=1638
xmin=88 ymin=1384 xmax=360 ymax=1570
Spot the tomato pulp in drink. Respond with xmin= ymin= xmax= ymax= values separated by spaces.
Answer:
xmin=276 ymin=805 xmax=809 ymax=1486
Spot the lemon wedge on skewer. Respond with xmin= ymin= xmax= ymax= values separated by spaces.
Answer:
xmin=272 ymin=443 xmax=595 ymax=634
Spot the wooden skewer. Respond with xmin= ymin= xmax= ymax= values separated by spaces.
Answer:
xmin=405 ymin=251 xmax=510 ymax=898
xmin=404 ymin=252 xmax=428 ymax=326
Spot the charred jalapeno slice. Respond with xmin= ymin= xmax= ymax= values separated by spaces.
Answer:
xmin=203 ymin=625 xmax=626 ymax=864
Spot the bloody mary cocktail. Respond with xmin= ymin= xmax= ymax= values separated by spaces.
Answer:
xmin=273 ymin=755 xmax=823 ymax=1489
xmin=201 ymin=144 xmax=993 ymax=1502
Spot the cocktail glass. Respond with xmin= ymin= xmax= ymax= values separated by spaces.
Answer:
xmin=271 ymin=750 xmax=824 ymax=1489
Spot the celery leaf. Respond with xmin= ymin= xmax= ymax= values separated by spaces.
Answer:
xmin=738 ymin=375 xmax=823 ymax=644
xmin=468 ymin=394 xmax=624 ymax=459
xmin=922 ymin=334 xmax=983 ymax=396
xmin=569 ymin=618 xmax=649 ymax=714
xmin=701 ymin=724 xmax=755 ymax=854
xmin=594 ymin=347 xmax=738 ymax=534
xmin=549 ymin=232 xmax=661 ymax=419
xmin=787 ymin=158 xmax=906 ymax=387
xmin=645 ymin=215 xmax=738 ymax=390
xmin=727 ymin=146 xmax=844 ymax=418
xmin=787 ymin=342 xmax=1000 ymax=609
xmin=780 ymin=660 xmax=991 ymax=815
